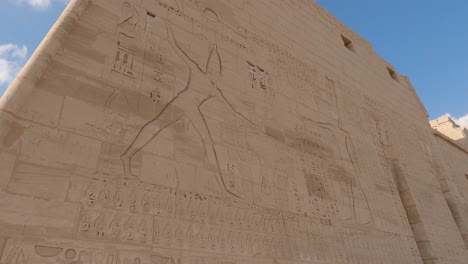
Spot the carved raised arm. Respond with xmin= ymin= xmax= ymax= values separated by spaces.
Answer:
xmin=166 ymin=25 xmax=206 ymax=73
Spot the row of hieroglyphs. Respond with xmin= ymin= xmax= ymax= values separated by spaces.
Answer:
xmin=76 ymin=212 xmax=414 ymax=263
xmin=1 ymin=239 xmax=184 ymax=264
xmin=2 ymin=237 xmax=327 ymax=264
xmin=70 ymin=176 xmax=412 ymax=263
xmin=0 ymin=227 xmax=419 ymax=264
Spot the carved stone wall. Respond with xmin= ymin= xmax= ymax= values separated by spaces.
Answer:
xmin=0 ymin=0 xmax=467 ymax=263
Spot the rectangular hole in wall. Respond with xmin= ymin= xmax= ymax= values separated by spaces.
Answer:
xmin=341 ymin=34 xmax=355 ymax=52
xmin=465 ymin=174 xmax=468 ymax=180
xmin=387 ymin=67 xmax=400 ymax=83
xmin=146 ymin=12 xmax=156 ymax=31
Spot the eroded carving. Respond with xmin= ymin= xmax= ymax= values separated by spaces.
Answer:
xmin=247 ymin=61 xmax=271 ymax=93
xmin=33 ymin=245 xmax=63 ymax=258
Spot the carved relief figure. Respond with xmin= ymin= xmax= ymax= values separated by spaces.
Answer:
xmin=78 ymin=214 xmax=92 ymax=233
xmin=330 ymin=77 xmax=373 ymax=225
xmin=70 ymin=250 xmax=90 ymax=264
xmin=342 ymin=133 xmax=373 ymax=225
xmin=119 ymin=1 xmax=140 ymax=36
xmin=94 ymin=214 xmax=106 ymax=238
xmin=4 ymin=248 xmax=28 ymax=264
xmin=120 ymin=7 xmax=256 ymax=198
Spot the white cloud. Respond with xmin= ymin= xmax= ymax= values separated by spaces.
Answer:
xmin=0 ymin=43 xmax=29 ymax=86
xmin=11 ymin=0 xmax=69 ymax=9
xmin=455 ymin=114 xmax=468 ymax=127
xmin=14 ymin=0 xmax=51 ymax=8
xmin=438 ymin=113 xmax=468 ymax=128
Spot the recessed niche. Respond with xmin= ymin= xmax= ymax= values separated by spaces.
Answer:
xmin=341 ymin=34 xmax=355 ymax=52
xmin=387 ymin=67 xmax=399 ymax=83
xmin=146 ymin=12 xmax=156 ymax=31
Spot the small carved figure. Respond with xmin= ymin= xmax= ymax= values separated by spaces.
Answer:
xmin=99 ymin=184 xmax=113 ymax=208
xmin=153 ymin=220 xmax=161 ymax=245
xmin=163 ymin=221 xmax=172 ymax=247
xmin=18 ymin=250 xmax=27 ymax=264
xmin=137 ymin=218 xmax=149 ymax=242
xmin=141 ymin=193 xmax=152 ymax=213
xmin=128 ymin=191 xmax=138 ymax=213
xmin=109 ymin=215 xmax=121 ymax=240
xmin=94 ymin=214 xmax=107 ymax=238
xmin=70 ymin=250 xmax=90 ymax=264
xmin=114 ymin=188 xmax=125 ymax=209
xmin=84 ymin=184 xmax=97 ymax=207
xmin=119 ymin=2 xmax=139 ymax=35
xmin=79 ymin=213 xmax=92 ymax=233
xmin=64 ymin=249 xmax=77 ymax=260
xmin=164 ymin=195 xmax=174 ymax=217
xmin=174 ymin=223 xmax=185 ymax=248
xmin=124 ymin=217 xmax=137 ymax=240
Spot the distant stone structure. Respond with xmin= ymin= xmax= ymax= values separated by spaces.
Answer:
xmin=431 ymin=116 xmax=468 ymax=149
xmin=0 ymin=0 xmax=467 ymax=263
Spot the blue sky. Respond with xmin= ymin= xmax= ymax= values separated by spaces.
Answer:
xmin=316 ymin=0 xmax=468 ymax=126
xmin=0 ymin=0 xmax=467 ymax=126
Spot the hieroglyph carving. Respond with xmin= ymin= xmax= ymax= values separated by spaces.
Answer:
xmin=247 ymin=61 xmax=271 ymax=93
xmin=113 ymin=2 xmax=140 ymax=81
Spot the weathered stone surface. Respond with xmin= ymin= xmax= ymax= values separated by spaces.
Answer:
xmin=0 ymin=0 xmax=467 ymax=263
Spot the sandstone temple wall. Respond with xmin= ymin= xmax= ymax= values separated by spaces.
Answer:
xmin=0 ymin=0 xmax=467 ymax=263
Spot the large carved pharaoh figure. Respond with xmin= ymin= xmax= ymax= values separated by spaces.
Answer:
xmin=120 ymin=4 xmax=255 ymax=199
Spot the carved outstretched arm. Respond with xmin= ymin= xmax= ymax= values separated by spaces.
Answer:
xmin=216 ymin=87 xmax=257 ymax=127
xmin=166 ymin=25 xmax=206 ymax=73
